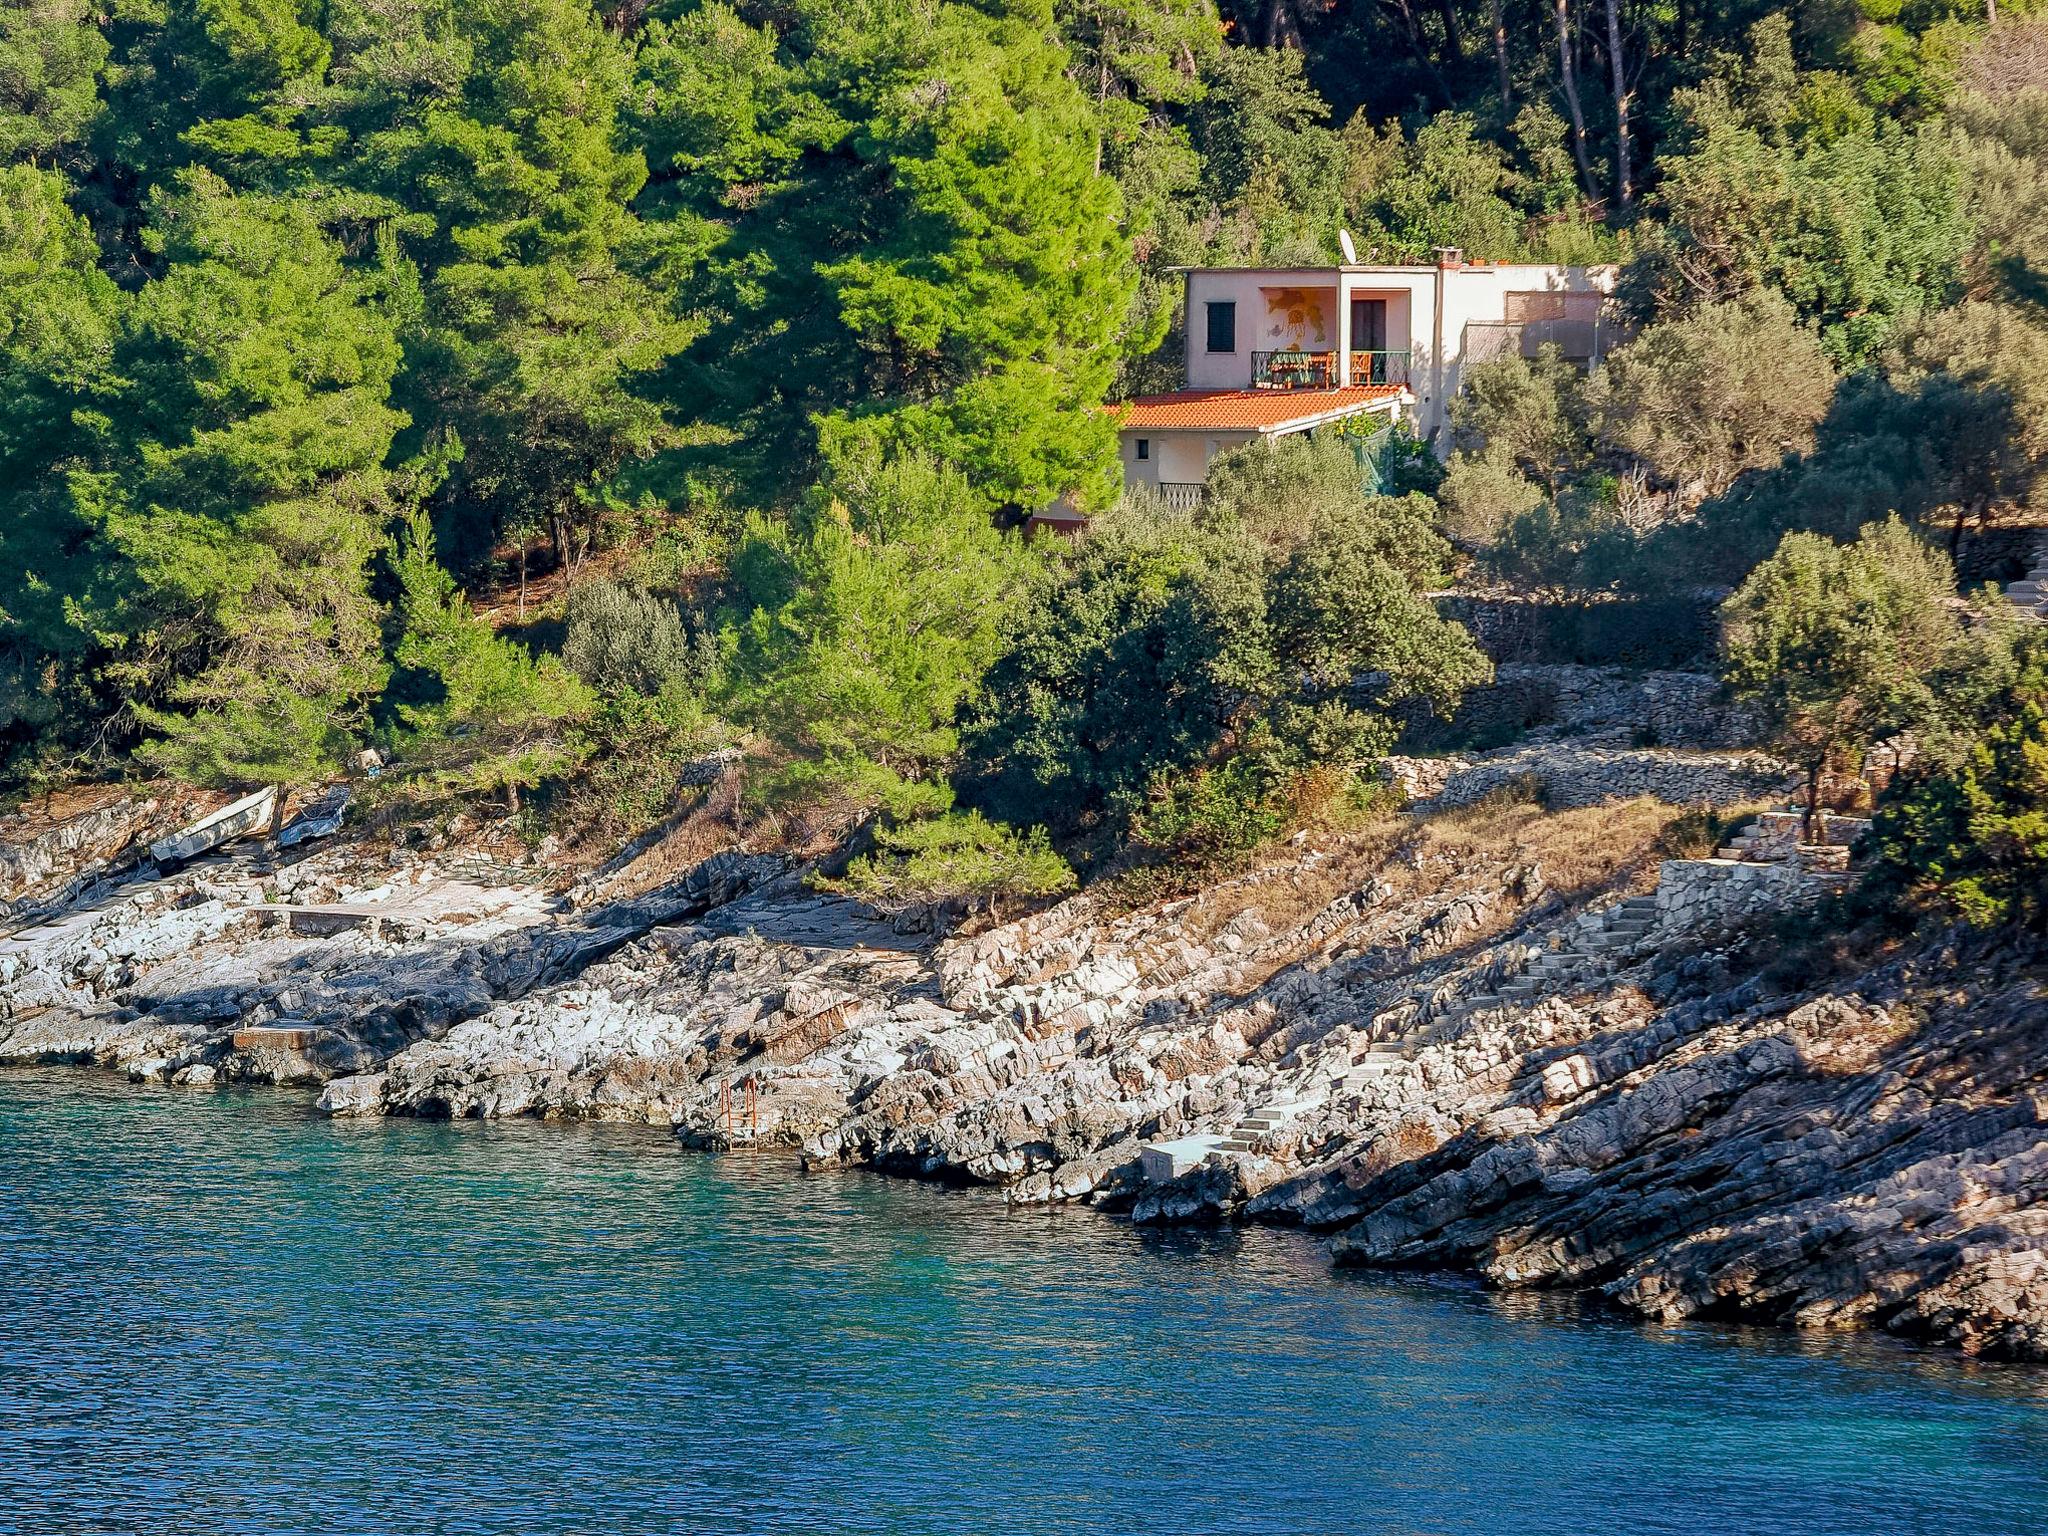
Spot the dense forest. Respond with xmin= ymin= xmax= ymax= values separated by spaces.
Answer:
xmin=2 ymin=0 xmax=2044 ymax=926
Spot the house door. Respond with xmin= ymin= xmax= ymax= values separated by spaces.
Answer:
xmin=1350 ymin=298 xmax=1388 ymax=380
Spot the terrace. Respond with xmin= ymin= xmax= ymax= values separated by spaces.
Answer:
xmin=1251 ymin=349 xmax=1413 ymax=389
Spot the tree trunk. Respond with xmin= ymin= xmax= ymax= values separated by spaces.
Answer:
xmin=1490 ymin=0 xmax=1513 ymax=103
xmin=1604 ymin=0 xmax=1633 ymax=209
xmin=1804 ymin=758 xmax=1822 ymax=845
xmin=1433 ymin=0 xmax=1465 ymax=64
xmin=517 ymin=541 xmax=527 ymax=621
xmin=1950 ymin=504 xmax=1966 ymax=558
xmin=1263 ymin=0 xmax=1303 ymax=48
xmin=1386 ymin=0 xmax=1454 ymax=104
xmin=1554 ymin=0 xmax=1598 ymax=201
xmin=506 ymin=780 xmax=520 ymax=814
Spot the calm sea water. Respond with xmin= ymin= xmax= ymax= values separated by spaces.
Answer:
xmin=2 ymin=1072 xmax=2045 ymax=1536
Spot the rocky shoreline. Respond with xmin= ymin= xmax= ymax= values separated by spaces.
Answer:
xmin=2 ymin=750 xmax=2043 ymax=1364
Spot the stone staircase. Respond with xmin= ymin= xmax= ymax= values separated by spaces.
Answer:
xmin=1213 ymin=1100 xmax=1310 ymax=1156
xmin=2003 ymin=539 xmax=2048 ymax=623
xmin=1713 ymin=808 xmax=1870 ymax=874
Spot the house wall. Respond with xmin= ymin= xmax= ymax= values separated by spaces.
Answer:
xmin=1376 ymin=263 xmax=1615 ymax=444
xmin=1118 ymin=428 xmax=1255 ymax=493
xmin=1184 ymin=269 xmax=1339 ymax=389
xmin=1183 ymin=263 xmax=1617 ymax=445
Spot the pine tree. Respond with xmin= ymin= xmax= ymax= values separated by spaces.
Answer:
xmin=386 ymin=507 xmax=594 ymax=808
xmin=93 ymin=174 xmax=409 ymax=787
xmin=636 ymin=0 xmax=1139 ymax=510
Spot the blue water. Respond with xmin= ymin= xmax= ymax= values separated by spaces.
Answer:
xmin=2 ymin=1073 xmax=2045 ymax=1535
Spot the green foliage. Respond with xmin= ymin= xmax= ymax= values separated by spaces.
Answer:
xmin=825 ymin=809 xmax=1075 ymax=916
xmin=960 ymin=492 xmax=1487 ymax=850
xmin=1867 ymin=679 xmax=2048 ymax=931
xmin=1626 ymin=18 xmax=1973 ymax=365
xmin=720 ymin=450 xmax=1035 ymax=798
xmin=640 ymin=0 xmax=1140 ymax=511
xmin=1588 ymin=290 xmax=1837 ymax=503
xmin=0 ymin=164 xmax=121 ymax=739
xmin=1650 ymin=298 xmax=2048 ymax=589
xmin=1201 ymin=433 xmax=1448 ymax=581
xmin=1447 ymin=346 xmax=1593 ymax=496
xmin=0 ymin=0 xmax=107 ymax=164
xmin=562 ymin=577 xmax=712 ymax=698
xmin=358 ymin=0 xmax=694 ymax=573
xmin=1721 ymin=516 xmax=1972 ymax=814
xmin=547 ymin=684 xmax=727 ymax=846
xmin=386 ymin=509 xmax=594 ymax=803
xmin=92 ymin=175 xmax=406 ymax=787
xmin=1341 ymin=111 xmax=1527 ymax=263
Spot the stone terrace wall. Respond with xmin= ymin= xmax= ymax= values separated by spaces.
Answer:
xmin=1383 ymin=743 xmax=1797 ymax=812
xmin=1404 ymin=663 xmax=1763 ymax=752
xmin=1654 ymin=857 xmax=1819 ymax=938
xmin=1435 ymin=592 xmax=1718 ymax=669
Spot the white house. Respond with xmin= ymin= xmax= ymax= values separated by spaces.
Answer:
xmin=1109 ymin=251 xmax=1617 ymax=509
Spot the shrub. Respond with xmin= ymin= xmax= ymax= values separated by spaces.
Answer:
xmin=1863 ymin=633 xmax=2048 ymax=932
xmin=719 ymin=449 xmax=1034 ymax=791
xmin=960 ymin=496 xmax=1488 ymax=852
xmin=562 ymin=578 xmax=713 ymax=697
xmin=823 ymin=811 xmax=1075 ymax=919
xmin=381 ymin=510 xmax=595 ymax=809
xmin=1721 ymin=516 xmax=1969 ymax=833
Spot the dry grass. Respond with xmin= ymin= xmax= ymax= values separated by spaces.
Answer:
xmin=1419 ymin=793 xmax=1692 ymax=901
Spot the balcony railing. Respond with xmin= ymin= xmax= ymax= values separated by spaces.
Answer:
xmin=1251 ymin=350 xmax=1413 ymax=389
xmin=1156 ymin=481 xmax=1206 ymax=512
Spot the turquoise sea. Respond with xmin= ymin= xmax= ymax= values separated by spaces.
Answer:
xmin=2 ymin=1071 xmax=2045 ymax=1535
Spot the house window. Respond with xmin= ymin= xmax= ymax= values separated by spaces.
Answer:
xmin=1205 ymin=301 xmax=1236 ymax=354
xmin=1135 ymin=439 xmax=1150 ymax=461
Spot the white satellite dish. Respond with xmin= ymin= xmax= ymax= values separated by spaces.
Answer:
xmin=1339 ymin=228 xmax=1359 ymax=264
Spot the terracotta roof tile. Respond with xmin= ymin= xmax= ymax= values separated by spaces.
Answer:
xmin=1112 ymin=385 xmax=1408 ymax=433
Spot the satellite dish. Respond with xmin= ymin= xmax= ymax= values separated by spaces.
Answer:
xmin=1338 ymin=228 xmax=1359 ymax=264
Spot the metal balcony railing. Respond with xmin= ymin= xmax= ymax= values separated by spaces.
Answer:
xmin=1348 ymin=349 xmax=1412 ymax=386
xmin=1156 ymin=482 xmax=1206 ymax=512
xmin=1251 ymin=350 xmax=1413 ymax=389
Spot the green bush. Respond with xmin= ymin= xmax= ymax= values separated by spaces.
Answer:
xmin=562 ymin=578 xmax=713 ymax=698
xmin=719 ymin=449 xmax=1035 ymax=796
xmin=823 ymin=811 xmax=1075 ymax=918
xmin=1864 ymin=633 xmax=2048 ymax=932
xmin=960 ymin=495 xmax=1487 ymax=852
xmin=381 ymin=510 xmax=595 ymax=809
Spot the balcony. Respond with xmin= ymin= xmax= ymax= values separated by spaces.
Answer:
xmin=1156 ymin=482 xmax=1206 ymax=512
xmin=1251 ymin=350 xmax=1413 ymax=389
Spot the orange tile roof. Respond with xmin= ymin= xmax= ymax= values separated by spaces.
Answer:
xmin=1112 ymin=385 xmax=1408 ymax=433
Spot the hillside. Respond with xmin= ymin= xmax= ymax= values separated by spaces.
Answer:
xmin=4 ymin=725 xmax=2041 ymax=1363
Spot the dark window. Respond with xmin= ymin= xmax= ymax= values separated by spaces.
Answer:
xmin=1205 ymin=301 xmax=1236 ymax=354
xmin=1135 ymin=438 xmax=1150 ymax=461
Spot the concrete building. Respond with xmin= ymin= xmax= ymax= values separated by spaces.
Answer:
xmin=1110 ymin=252 xmax=1617 ymax=507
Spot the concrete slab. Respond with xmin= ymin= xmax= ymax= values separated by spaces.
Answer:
xmin=1139 ymin=1134 xmax=1223 ymax=1183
